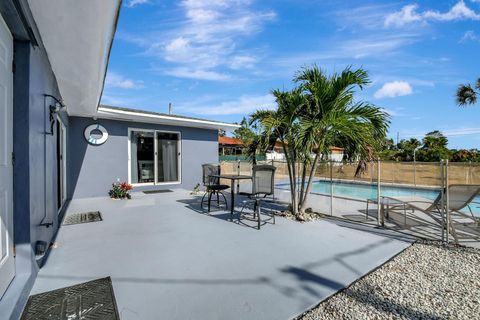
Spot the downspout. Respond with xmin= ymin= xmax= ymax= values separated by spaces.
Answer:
xmin=40 ymin=94 xmax=64 ymax=228
xmin=40 ymin=95 xmax=53 ymax=228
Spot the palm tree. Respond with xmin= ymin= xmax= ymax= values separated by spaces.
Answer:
xmin=295 ymin=66 xmax=389 ymax=213
xmin=249 ymin=88 xmax=306 ymax=215
xmin=249 ymin=66 xmax=390 ymax=218
xmin=457 ymin=78 xmax=480 ymax=106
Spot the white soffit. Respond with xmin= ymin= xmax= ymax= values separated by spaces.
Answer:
xmin=27 ymin=0 xmax=121 ymax=117
xmin=97 ymin=106 xmax=240 ymax=132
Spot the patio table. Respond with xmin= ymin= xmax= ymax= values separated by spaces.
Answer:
xmin=213 ymin=174 xmax=252 ymax=219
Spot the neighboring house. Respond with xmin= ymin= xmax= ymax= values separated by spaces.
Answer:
xmin=218 ymin=136 xmax=244 ymax=156
xmin=0 ymin=1 xmax=238 ymax=318
xmin=266 ymin=150 xmax=286 ymax=161
xmin=329 ymin=147 xmax=345 ymax=162
xmin=266 ymin=144 xmax=345 ymax=162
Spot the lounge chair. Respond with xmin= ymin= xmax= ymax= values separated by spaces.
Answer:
xmin=201 ymin=164 xmax=229 ymax=212
xmin=385 ymin=184 xmax=480 ymax=243
xmin=239 ymin=165 xmax=277 ymax=229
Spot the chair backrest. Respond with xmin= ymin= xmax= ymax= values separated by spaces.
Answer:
xmin=202 ymin=164 xmax=220 ymax=186
xmin=252 ymin=165 xmax=276 ymax=196
xmin=447 ymin=184 xmax=480 ymax=211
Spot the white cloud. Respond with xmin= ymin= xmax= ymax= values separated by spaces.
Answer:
xmin=272 ymin=33 xmax=418 ymax=70
xmin=136 ymin=0 xmax=275 ymax=80
xmin=374 ymin=81 xmax=413 ymax=99
xmin=385 ymin=4 xmax=423 ymax=27
xmin=460 ymin=30 xmax=479 ymax=42
xmin=105 ymin=72 xmax=144 ymax=89
xmin=402 ymin=127 xmax=480 ymax=139
xmin=229 ymin=55 xmax=257 ymax=69
xmin=125 ymin=0 xmax=149 ymax=8
xmin=164 ymin=68 xmax=231 ymax=81
xmin=179 ymin=94 xmax=276 ymax=115
xmin=341 ymin=35 xmax=417 ymax=59
xmin=385 ymin=1 xmax=480 ymax=27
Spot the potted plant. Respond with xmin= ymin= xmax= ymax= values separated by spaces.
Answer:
xmin=109 ymin=181 xmax=133 ymax=199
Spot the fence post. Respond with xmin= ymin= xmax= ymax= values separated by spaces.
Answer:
xmin=370 ymin=161 xmax=373 ymax=183
xmin=377 ymin=160 xmax=382 ymax=226
xmin=467 ymin=161 xmax=471 ymax=184
xmin=445 ymin=159 xmax=450 ymax=244
xmin=440 ymin=160 xmax=444 ymax=242
xmin=330 ymin=159 xmax=333 ymax=216
xmin=236 ymin=160 xmax=240 ymax=193
xmin=413 ymin=160 xmax=417 ymax=186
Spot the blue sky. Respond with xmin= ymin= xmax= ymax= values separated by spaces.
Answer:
xmin=102 ymin=0 xmax=480 ymax=148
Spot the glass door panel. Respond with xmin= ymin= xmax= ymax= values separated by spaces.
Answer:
xmin=156 ymin=132 xmax=179 ymax=183
xmin=130 ymin=131 xmax=155 ymax=183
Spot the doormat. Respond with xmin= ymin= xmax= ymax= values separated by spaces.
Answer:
xmin=63 ymin=211 xmax=102 ymax=226
xmin=143 ymin=189 xmax=173 ymax=194
xmin=21 ymin=277 xmax=120 ymax=320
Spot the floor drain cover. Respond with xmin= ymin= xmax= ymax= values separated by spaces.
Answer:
xmin=21 ymin=277 xmax=120 ymax=320
xmin=63 ymin=211 xmax=102 ymax=226
xmin=143 ymin=189 xmax=173 ymax=194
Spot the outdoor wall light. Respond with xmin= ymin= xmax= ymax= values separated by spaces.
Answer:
xmin=44 ymin=94 xmax=66 ymax=135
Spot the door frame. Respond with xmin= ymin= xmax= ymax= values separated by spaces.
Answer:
xmin=0 ymin=11 xmax=15 ymax=299
xmin=57 ymin=116 xmax=67 ymax=212
xmin=127 ymin=128 xmax=182 ymax=186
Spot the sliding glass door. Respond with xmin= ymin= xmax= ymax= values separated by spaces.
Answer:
xmin=156 ymin=132 xmax=180 ymax=183
xmin=129 ymin=129 xmax=181 ymax=185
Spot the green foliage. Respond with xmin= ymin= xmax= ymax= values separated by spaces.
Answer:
xmin=109 ymin=182 xmax=133 ymax=199
xmin=248 ymin=65 xmax=390 ymax=216
xmin=233 ymin=118 xmax=256 ymax=144
xmin=394 ymin=138 xmax=422 ymax=161
xmin=232 ymin=117 xmax=260 ymax=157
xmin=451 ymin=149 xmax=480 ymax=162
xmin=457 ymin=78 xmax=479 ymax=106
xmin=377 ymin=131 xmax=480 ymax=162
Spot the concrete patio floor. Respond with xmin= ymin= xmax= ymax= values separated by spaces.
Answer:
xmin=32 ymin=189 xmax=410 ymax=320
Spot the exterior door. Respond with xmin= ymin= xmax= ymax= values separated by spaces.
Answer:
xmin=155 ymin=131 xmax=181 ymax=184
xmin=0 ymin=13 xmax=15 ymax=297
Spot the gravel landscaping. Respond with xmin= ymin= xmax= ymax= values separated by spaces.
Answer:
xmin=298 ymin=241 xmax=480 ymax=320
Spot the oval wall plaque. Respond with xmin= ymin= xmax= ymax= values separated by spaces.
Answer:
xmin=84 ymin=124 xmax=108 ymax=145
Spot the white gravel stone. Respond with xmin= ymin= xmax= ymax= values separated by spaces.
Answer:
xmin=298 ymin=241 xmax=480 ymax=320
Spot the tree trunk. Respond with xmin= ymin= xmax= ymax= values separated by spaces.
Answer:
xmin=299 ymin=160 xmax=307 ymax=206
xmin=290 ymin=149 xmax=298 ymax=216
xmin=282 ymin=143 xmax=298 ymax=216
xmin=299 ymin=153 xmax=320 ymax=213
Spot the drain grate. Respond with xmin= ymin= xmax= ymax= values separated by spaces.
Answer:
xmin=21 ymin=277 xmax=120 ymax=320
xmin=63 ymin=211 xmax=102 ymax=226
xmin=143 ymin=189 xmax=173 ymax=194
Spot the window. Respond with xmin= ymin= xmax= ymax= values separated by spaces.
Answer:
xmin=129 ymin=129 xmax=181 ymax=185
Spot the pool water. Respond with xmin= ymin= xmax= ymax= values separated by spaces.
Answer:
xmin=278 ymin=180 xmax=480 ymax=216
xmin=311 ymin=180 xmax=440 ymax=201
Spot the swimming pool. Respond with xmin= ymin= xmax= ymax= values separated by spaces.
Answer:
xmin=277 ymin=180 xmax=480 ymax=216
xmin=310 ymin=180 xmax=440 ymax=201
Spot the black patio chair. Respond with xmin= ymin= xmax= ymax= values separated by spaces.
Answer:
xmin=201 ymin=164 xmax=229 ymax=212
xmin=239 ymin=164 xmax=277 ymax=229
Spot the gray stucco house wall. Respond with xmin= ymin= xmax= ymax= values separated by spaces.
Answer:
xmin=69 ymin=117 xmax=218 ymax=199
xmin=0 ymin=1 xmax=233 ymax=318
xmin=1 ymin=8 xmax=68 ymax=320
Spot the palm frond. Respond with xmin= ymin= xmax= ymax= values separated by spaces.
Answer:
xmin=457 ymin=84 xmax=477 ymax=106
